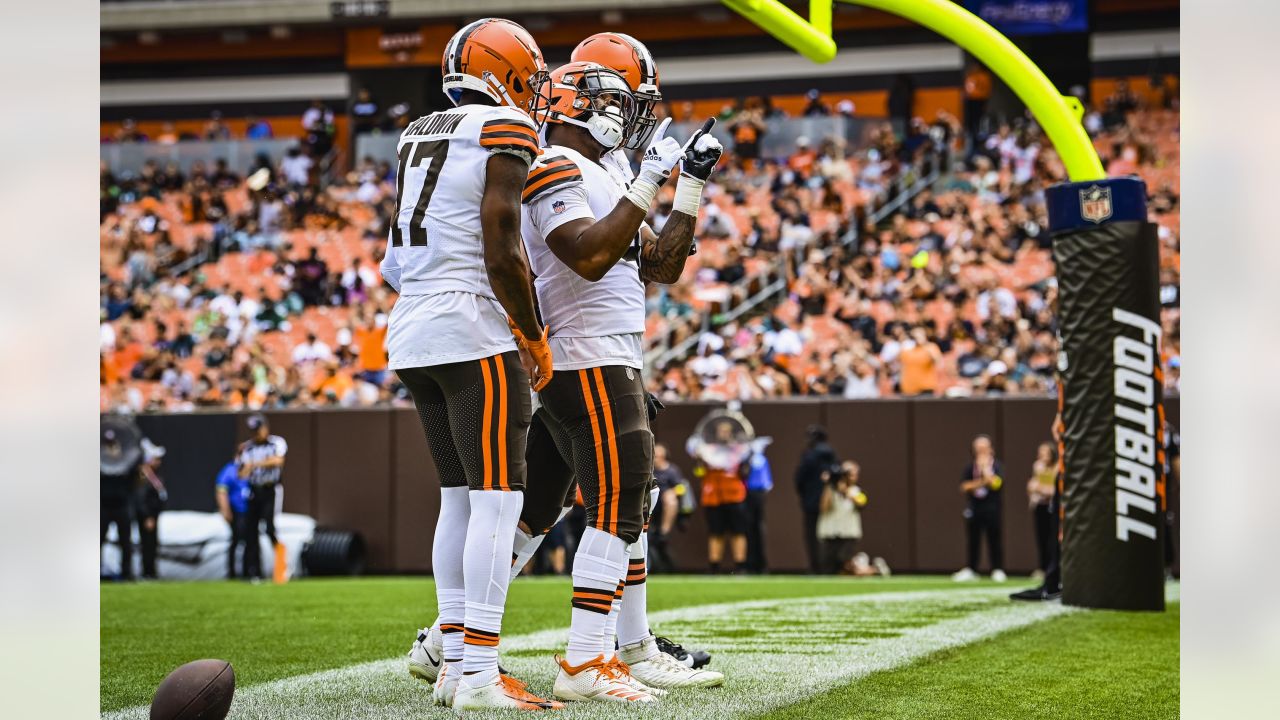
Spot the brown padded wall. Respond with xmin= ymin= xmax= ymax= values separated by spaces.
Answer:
xmin=134 ymin=396 xmax=1149 ymax=573
xmin=998 ymin=399 xmax=1059 ymax=573
xmin=313 ymin=410 xmax=393 ymax=570
xmin=823 ymin=400 xmax=913 ymax=570
xmin=910 ymin=399 xmax=1001 ymax=572
xmin=392 ymin=407 xmax=440 ymax=572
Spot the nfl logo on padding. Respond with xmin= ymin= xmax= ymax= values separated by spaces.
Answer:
xmin=1079 ymin=184 xmax=1113 ymax=224
xmin=552 ymin=199 xmax=566 ymax=214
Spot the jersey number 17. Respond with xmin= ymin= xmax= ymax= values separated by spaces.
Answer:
xmin=390 ymin=139 xmax=450 ymax=247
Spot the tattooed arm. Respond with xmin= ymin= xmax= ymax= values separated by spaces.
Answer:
xmin=638 ymin=212 xmax=697 ymax=284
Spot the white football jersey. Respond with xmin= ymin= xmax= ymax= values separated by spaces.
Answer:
xmin=521 ymin=145 xmax=646 ymax=370
xmin=381 ymin=104 xmax=540 ymax=369
xmin=601 ymin=147 xmax=636 ymax=183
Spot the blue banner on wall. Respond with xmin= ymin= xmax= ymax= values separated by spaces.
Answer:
xmin=965 ymin=0 xmax=1090 ymax=36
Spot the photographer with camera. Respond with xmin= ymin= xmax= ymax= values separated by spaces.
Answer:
xmin=817 ymin=461 xmax=869 ymax=574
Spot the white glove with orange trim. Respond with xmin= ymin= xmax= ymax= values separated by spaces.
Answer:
xmin=508 ymin=318 xmax=554 ymax=392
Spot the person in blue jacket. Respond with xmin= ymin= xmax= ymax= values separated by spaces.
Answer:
xmin=215 ymin=461 xmax=251 ymax=579
xmin=744 ymin=438 xmax=774 ymax=573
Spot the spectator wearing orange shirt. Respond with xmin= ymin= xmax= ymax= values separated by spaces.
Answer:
xmin=898 ymin=327 xmax=942 ymax=396
xmin=313 ymin=364 xmax=355 ymax=405
xmin=730 ymin=106 xmax=766 ymax=165
xmin=788 ymin=136 xmax=817 ymax=180
xmin=354 ymin=314 xmax=389 ymax=387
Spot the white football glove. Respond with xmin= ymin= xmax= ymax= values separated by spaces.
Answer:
xmin=672 ymin=118 xmax=723 ymax=215
xmin=636 ymin=117 xmax=683 ymax=185
xmin=625 ymin=118 xmax=682 ymax=211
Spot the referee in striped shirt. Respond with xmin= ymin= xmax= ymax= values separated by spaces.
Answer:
xmin=237 ymin=414 xmax=288 ymax=579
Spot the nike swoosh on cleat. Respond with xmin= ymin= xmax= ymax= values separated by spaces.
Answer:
xmin=424 ymin=647 xmax=441 ymax=668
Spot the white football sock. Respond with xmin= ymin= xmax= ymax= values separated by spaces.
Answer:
xmin=618 ymin=531 xmax=652 ymax=648
xmin=461 ymin=489 xmax=524 ymax=685
xmin=601 ymin=567 xmax=626 ymax=659
xmin=508 ymin=506 xmax=571 ymax=582
xmin=567 ymin=526 xmax=627 ymax=666
xmin=433 ymin=486 xmax=470 ymax=663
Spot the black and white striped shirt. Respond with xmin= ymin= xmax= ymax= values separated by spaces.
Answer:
xmin=236 ymin=435 xmax=288 ymax=486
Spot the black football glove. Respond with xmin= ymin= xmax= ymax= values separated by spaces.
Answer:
xmin=645 ymin=392 xmax=666 ymax=423
xmin=680 ymin=118 xmax=724 ymax=181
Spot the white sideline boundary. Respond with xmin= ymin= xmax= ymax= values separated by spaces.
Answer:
xmin=104 ymin=587 xmax=1075 ymax=720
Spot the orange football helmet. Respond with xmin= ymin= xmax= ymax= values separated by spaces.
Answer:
xmin=544 ymin=61 xmax=637 ymax=151
xmin=571 ymin=32 xmax=661 ymax=149
xmin=442 ymin=18 xmax=550 ymax=121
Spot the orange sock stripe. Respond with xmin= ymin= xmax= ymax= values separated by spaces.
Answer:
xmin=463 ymin=627 xmax=500 ymax=646
xmin=439 ymin=623 xmax=465 ymax=634
xmin=571 ymin=599 xmax=613 ymax=614
xmin=626 ymin=562 xmax=646 ymax=584
xmin=592 ymin=367 xmax=620 ymax=535
xmin=579 ymin=370 xmax=607 ymax=532
xmin=479 ymin=357 xmax=494 ymax=489
xmin=494 ymin=353 xmax=509 ymax=490
xmin=463 ymin=636 xmax=500 ymax=647
xmin=572 ymin=590 xmax=615 ymax=601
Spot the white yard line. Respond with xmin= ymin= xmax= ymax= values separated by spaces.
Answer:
xmin=105 ymin=587 xmax=1074 ymax=720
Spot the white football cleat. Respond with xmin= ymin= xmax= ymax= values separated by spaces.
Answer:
xmin=951 ymin=567 xmax=978 ymax=582
xmin=620 ymin=637 xmax=725 ymax=689
xmin=991 ymin=569 xmax=1008 ymax=583
xmin=407 ymin=626 xmax=443 ymax=683
xmin=553 ymin=654 xmax=658 ymax=703
xmin=432 ymin=663 xmax=460 ymax=707
xmin=452 ymin=673 xmax=563 ymax=710
xmin=606 ymin=655 xmax=668 ymax=697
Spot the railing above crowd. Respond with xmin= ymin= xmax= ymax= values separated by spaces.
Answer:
xmin=354 ymin=115 xmax=879 ymax=166
xmin=100 ymin=138 xmax=301 ymax=176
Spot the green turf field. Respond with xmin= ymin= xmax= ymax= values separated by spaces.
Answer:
xmin=101 ymin=576 xmax=1178 ymax=719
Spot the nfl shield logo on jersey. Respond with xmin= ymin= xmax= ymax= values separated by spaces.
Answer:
xmin=552 ymin=199 xmax=566 ymax=214
xmin=1078 ymin=184 xmax=1113 ymax=224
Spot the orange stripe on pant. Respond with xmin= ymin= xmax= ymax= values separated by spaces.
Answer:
xmin=579 ymin=370 xmax=608 ymax=532
xmin=592 ymin=368 xmax=620 ymax=536
xmin=479 ymin=358 xmax=494 ymax=489
xmin=494 ymin=354 xmax=508 ymax=491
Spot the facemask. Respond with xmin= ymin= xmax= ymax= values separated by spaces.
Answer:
xmin=560 ymin=106 xmax=626 ymax=150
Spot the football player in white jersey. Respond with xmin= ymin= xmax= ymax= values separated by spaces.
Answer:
xmin=518 ymin=61 xmax=722 ymax=703
xmin=381 ymin=18 xmax=561 ymax=711
xmin=566 ymin=30 xmax=726 ymax=688
xmin=407 ymin=33 xmax=723 ymax=695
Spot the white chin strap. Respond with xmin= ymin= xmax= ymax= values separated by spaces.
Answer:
xmin=557 ymin=112 xmax=624 ymax=150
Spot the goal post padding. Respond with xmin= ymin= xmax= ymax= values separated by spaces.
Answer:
xmin=1048 ymin=176 xmax=1165 ymax=611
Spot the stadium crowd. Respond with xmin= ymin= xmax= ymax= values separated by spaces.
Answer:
xmin=100 ymin=91 xmax=1180 ymax=413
